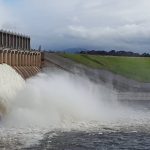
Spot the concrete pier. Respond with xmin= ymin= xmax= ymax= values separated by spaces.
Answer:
xmin=0 ymin=48 xmax=41 ymax=78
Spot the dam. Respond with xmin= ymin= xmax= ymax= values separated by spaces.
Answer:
xmin=0 ymin=30 xmax=150 ymax=150
xmin=0 ymin=30 xmax=150 ymax=102
xmin=0 ymin=30 xmax=42 ymax=79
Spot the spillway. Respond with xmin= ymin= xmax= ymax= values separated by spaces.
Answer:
xmin=0 ymin=30 xmax=42 ymax=79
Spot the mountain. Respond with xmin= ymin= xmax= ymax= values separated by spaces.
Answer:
xmin=63 ymin=48 xmax=87 ymax=53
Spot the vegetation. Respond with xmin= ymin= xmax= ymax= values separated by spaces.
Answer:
xmin=62 ymin=54 xmax=150 ymax=82
xmin=80 ymin=50 xmax=150 ymax=57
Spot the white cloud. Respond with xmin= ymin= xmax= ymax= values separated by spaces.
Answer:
xmin=0 ymin=0 xmax=150 ymax=52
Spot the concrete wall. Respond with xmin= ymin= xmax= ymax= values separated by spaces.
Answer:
xmin=0 ymin=30 xmax=30 ymax=50
xmin=0 ymin=48 xmax=41 ymax=79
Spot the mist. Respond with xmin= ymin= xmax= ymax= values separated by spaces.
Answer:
xmin=0 ymin=65 xmax=149 ymax=131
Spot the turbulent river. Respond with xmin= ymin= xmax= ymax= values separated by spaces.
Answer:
xmin=0 ymin=64 xmax=150 ymax=149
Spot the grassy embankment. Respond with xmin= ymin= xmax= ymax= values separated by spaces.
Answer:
xmin=62 ymin=54 xmax=150 ymax=82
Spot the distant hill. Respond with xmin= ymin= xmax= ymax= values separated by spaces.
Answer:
xmin=48 ymin=48 xmax=150 ymax=57
xmin=63 ymin=48 xmax=87 ymax=53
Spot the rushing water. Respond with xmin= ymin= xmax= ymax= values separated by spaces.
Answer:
xmin=0 ymin=64 xmax=150 ymax=149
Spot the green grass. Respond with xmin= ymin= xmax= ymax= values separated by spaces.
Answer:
xmin=62 ymin=54 xmax=150 ymax=82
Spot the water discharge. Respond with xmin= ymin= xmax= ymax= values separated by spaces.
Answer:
xmin=0 ymin=64 xmax=150 ymax=149
xmin=0 ymin=64 xmax=25 ymax=116
xmin=0 ymin=66 xmax=117 ymax=127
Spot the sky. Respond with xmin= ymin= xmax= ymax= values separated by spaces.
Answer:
xmin=0 ymin=0 xmax=150 ymax=52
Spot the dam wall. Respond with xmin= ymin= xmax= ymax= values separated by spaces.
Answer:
xmin=0 ymin=30 xmax=42 ymax=79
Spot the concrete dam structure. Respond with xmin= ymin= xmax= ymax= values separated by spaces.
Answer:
xmin=0 ymin=30 xmax=42 ymax=79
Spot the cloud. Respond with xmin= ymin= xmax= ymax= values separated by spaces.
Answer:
xmin=0 ymin=0 xmax=150 ymax=52
xmin=66 ymin=23 xmax=150 ymax=50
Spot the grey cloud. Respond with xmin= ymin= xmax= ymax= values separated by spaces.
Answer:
xmin=0 ymin=0 xmax=150 ymax=52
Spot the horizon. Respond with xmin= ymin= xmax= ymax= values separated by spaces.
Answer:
xmin=0 ymin=0 xmax=150 ymax=53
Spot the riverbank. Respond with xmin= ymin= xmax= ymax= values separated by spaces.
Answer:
xmin=43 ymin=52 xmax=150 ymax=101
xmin=62 ymin=54 xmax=150 ymax=82
xmin=43 ymin=52 xmax=150 ymax=90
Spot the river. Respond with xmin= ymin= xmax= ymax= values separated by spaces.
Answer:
xmin=0 ymin=64 xmax=150 ymax=149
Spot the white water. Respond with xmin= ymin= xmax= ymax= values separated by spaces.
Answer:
xmin=0 ymin=66 xmax=118 ymax=128
xmin=0 ymin=64 xmax=150 ymax=148
xmin=0 ymin=64 xmax=25 ymax=116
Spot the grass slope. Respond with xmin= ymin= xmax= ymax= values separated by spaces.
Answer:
xmin=62 ymin=54 xmax=150 ymax=82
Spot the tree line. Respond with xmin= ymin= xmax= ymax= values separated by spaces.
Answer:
xmin=80 ymin=50 xmax=150 ymax=57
